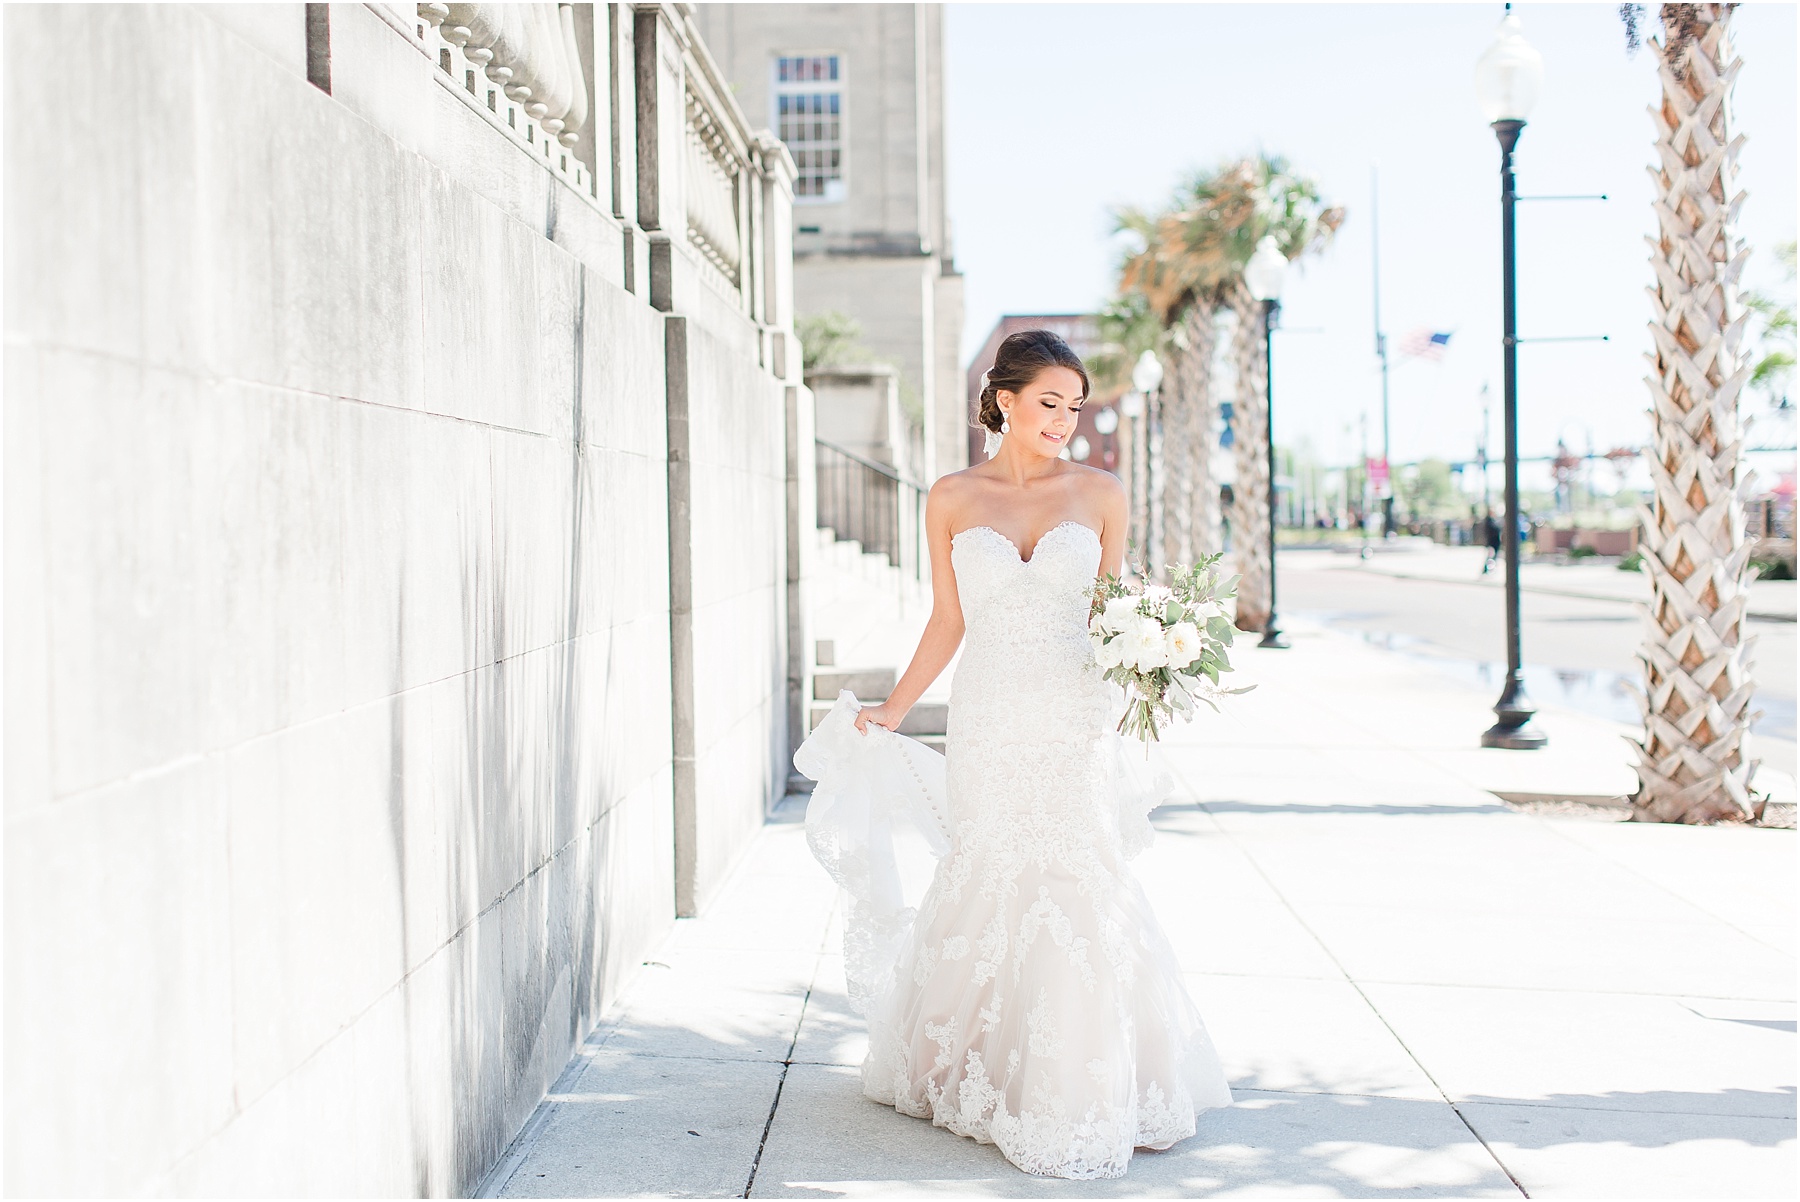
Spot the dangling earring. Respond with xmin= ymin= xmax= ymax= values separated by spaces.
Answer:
xmin=1001 ymin=415 xmax=1010 ymax=434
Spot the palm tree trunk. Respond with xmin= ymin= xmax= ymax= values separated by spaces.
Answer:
xmin=1156 ymin=343 xmax=1188 ymax=578
xmin=1226 ymin=281 xmax=1271 ymax=632
xmin=1183 ymin=301 xmax=1221 ymax=564
xmin=1633 ymin=4 xmax=1761 ymax=823
xmin=1163 ymin=301 xmax=1217 ymax=575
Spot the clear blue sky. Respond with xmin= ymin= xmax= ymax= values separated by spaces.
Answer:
xmin=944 ymin=2 xmax=1798 ymax=471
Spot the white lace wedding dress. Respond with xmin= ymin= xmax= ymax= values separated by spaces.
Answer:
xmin=795 ymin=520 xmax=1233 ymax=1180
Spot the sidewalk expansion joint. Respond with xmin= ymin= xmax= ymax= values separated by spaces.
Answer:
xmin=742 ymin=960 xmax=819 ymax=1199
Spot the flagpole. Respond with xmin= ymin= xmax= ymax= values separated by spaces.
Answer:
xmin=1359 ymin=411 xmax=1372 ymax=560
xmin=1371 ymin=165 xmax=1394 ymax=538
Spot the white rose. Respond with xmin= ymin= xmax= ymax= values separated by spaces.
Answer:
xmin=1091 ymin=629 xmax=1126 ymax=670
xmin=1186 ymin=600 xmax=1223 ymax=624
xmin=1126 ymin=615 xmax=1169 ymax=670
xmin=1165 ymin=621 xmax=1202 ymax=670
xmin=1100 ymin=595 xmax=1140 ymax=634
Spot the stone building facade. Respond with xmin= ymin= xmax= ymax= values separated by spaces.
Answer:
xmin=690 ymin=3 xmax=966 ymax=482
xmin=5 ymin=3 xmax=807 ymax=1195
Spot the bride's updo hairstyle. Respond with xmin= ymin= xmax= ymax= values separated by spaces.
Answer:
xmin=975 ymin=329 xmax=1090 ymax=435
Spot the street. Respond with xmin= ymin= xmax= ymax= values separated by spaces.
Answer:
xmin=1280 ymin=548 xmax=1798 ymax=779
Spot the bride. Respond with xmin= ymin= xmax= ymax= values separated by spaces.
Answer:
xmin=798 ymin=328 xmax=1233 ymax=1180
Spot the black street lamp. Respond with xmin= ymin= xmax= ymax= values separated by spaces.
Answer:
xmin=1476 ymin=6 xmax=1547 ymax=750
xmin=1245 ymin=235 xmax=1290 ymax=649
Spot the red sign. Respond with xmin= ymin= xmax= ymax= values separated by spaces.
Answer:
xmin=1366 ymin=457 xmax=1390 ymax=494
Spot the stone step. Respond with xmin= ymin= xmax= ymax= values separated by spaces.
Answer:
xmin=808 ymin=699 xmax=947 ymax=737
xmin=812 ymin=667 xmax=896 ymax=701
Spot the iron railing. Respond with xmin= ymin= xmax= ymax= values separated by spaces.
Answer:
xmin=1749 ymin=496 xmax=1795 ymax=543
xmin=815 ymin=439 xmax=927 ymax=580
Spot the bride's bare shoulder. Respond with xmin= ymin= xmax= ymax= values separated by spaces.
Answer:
xmin=1065 ymin=461 xmax=1126 ymax=502
xmin=929 ymin=465 xmax=989 ymax=499
xmin=926 ymin=468 xmax=983 ymax=523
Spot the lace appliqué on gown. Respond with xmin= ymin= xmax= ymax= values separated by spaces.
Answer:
xmin=794 ymin=521 xmax=1232 ymax=1180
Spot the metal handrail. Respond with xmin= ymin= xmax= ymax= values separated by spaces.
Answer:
xmin=814 ymin=438 xmax=921 ymax=486
xmin=814 ymin=439 xmax=927 ymax=581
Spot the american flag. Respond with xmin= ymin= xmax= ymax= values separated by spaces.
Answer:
xmin=1397 ymin=328 xmax=1453 ymax=361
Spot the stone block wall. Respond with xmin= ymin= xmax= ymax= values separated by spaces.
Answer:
xmin=4 ymin=2 xmax=796 ymax=1195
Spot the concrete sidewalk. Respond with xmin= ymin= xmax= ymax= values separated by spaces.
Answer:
xmin=483 ymin=622 xmax=1795 ymax=1199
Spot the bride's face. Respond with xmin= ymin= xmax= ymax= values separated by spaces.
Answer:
xmin=999 ymin=367 xmax=1086 ymax=459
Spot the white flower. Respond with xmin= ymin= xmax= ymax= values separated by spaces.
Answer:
xmin=1100 ymin=595 xmax=1140 ymax=634
xmin=1165 ymin=621 xmax=1202 ymax=670
xmin=1186 ymin=599 xmax=1224 ymax=624
xmin=1091 ymin=628 xmax=1126 ymax=670
xmin=1125 ymin=615 xmax=1169 ymax=670
xmin=1142 ymin=585 xmax=1173 ymax=611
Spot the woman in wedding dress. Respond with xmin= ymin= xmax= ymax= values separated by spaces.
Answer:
xmin=805 ymin=329 xmax=1233 ymax=1180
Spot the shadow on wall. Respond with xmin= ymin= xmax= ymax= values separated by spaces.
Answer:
xmin=381 ymin=335 xmax=652 ymax=1193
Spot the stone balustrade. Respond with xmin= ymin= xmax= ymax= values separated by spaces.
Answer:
xmin=413 ymin=2 xmax=595 ymax=195
xmin=684 ymin=83 xmax=744 ymax=285
xmin=392 ymin=2 xmax=794 ymax=322
xmin=627 ymin=4 xmax=795 ymax=323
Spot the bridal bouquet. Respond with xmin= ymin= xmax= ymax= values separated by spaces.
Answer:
xmin=1088 ymin=553 xmax=1251 ymax=745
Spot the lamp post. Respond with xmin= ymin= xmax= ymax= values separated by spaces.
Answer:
xmin=1129 ymin=350 xmax=1164 ymax=570
xmin=1093 ymin=403 xmax=1120 ymax=471
xmin=1119 ymin=389 xmax=1146 ymax=554
xmin=1476 ymin=6 xmax=1547 ymax=750
xmin=1244 ymin=235 xmax=1289 ymax=649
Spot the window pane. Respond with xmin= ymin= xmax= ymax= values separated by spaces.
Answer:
xmin=773 ymin=52 xmax=844 ymax=198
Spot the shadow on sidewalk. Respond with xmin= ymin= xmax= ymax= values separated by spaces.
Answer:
xmin=1181 ymin=799 xmax=1514 ymax=819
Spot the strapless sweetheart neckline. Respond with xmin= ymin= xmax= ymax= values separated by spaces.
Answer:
xmin=951 ymin=519 xmax=1100 ymax=565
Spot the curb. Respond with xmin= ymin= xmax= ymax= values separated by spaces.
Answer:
xmin=1346 ymin=564 xmax=1797 ymax=623
xmin=1492 ymin=790 xmax=1630 ymax=807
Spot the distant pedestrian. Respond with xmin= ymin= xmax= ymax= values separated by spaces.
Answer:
xmin=1481 ymin=512 xmax=1501 ymax=574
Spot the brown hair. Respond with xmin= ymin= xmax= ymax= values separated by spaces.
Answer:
xmin=975 ymin=329 xmax=1091 ymax=434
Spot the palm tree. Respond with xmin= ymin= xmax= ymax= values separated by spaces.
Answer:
xmin=1742 ymin=239 xmax=1794 ymax=414
xmin=1627 ymin=3 xmax=1763 ymax=823
xmin=1114 ymin=204 xmax=1225 ymax=575
xmin=1214 ymin=158 xmax=1344 ymax=631
xmin=1114 ymin=157 xmax=1342 ymax=592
